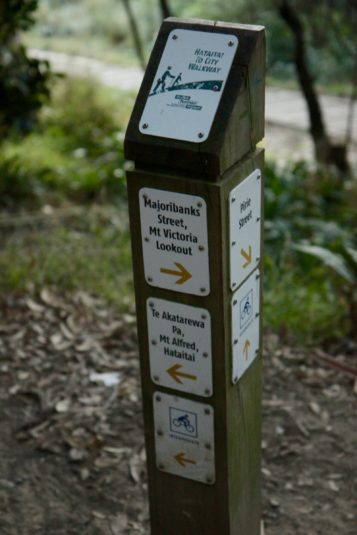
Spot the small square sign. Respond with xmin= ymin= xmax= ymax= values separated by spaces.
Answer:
xmin=232 ymin=268 xmax=260 ymax=382
xmin=147 ymin=298 xmax=212 ymax=397
xmin=154 ymin=392 xmax=215 ymax=484
xmin=139 ymin=188 xmax=210 ymax=295
xmin=229 ymin=169 xmax=262 ymax=290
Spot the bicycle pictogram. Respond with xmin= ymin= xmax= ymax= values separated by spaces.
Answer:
xmin=172 ymin=414 xmax=195 ymax=433
xmin=169 ymin=407 xmax=198 ymax=438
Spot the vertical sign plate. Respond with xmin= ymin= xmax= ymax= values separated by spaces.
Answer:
xmin=139 ymin=188 xmax=210 ymax=295
xmin=154 ymin=392 xmax=215 ymax=484
xmin=147 ymin=298 xmax=212 ymax=397
xmin=140 ymin=29 xmax=238 ymax=142
xmin=229 ymin=169 xmax=262 ymax=290
xmin=232 ymin=268 xmax=260 ymax=382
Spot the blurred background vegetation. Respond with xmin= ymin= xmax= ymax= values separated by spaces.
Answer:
xmin=0 ymin=0 xmax=356 ymax=345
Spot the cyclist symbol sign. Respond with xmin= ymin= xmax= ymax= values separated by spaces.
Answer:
xmin=231 ymin=268 xmax=260 ymax=382
xmin=154 ymin=392 xmax=215 ymax=484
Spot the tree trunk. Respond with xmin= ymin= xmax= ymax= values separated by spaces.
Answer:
xmin=278 ymin=0 xmax=349 ymax=172
xmin=121 ymin=0 xmax=146 ymax=70
xmin=159 ymin=0 xmax=172 ymax=19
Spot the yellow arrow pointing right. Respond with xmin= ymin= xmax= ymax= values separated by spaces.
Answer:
xmin=160 ymin=262 xmax=192 ymax=285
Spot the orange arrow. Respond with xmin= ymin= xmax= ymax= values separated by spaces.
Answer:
xmin=160 ymin=262 xmax=192 ymax=285
xmin=174 ymin=452 xmax=197 ymax=467
xmin=241 ymin=245 xmax=252 ymax=268
xmin=167 ymin=364 xmax=197 ymax=384
xmin=243 ymin=339 xmax=251 ymax=360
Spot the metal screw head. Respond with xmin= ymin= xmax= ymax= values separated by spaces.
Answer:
xmin=157 ymin=430 xmax=163 ymax=436
xmin=158 ymin=463 xmax=165 ymax=469
xmin=149 ymin=301 xmax=154 ymax=308
xmin=205 ymin=443 xmax=211 ymax=450
xmin=233 ymin=376 xmax=238 ymax=384
xmin=147 ymin=277 xmax=153 ymax=283
xmin=228 ymin=41 xmax=234 ymax=47
xmin=234 ymin=339 xmax=238 ymax=345
xmin=198 ymin=132 xmax=204 ymax=139
xmin=144 ymin=237 xmax=149 ymax=242
xmin=232 ymin=241 xmax=236 ymax=246
xmin=142 ymin=123 xmax=148 ymax=129
xmin=203 ymin=352 xmax=208 ymax=358
xmin=206 ymin=476 xmax=213 ymax=483
xmin=201 ymin=314 xmax=207 ymax=320
xmin=156 ymin=395 xmax=161 ymax=402
xmin=231 ymin=196 xmax=236 ymax=203
xmin=233 ymin=299 xmax=237 ymax=306
xmin=204 ymin=388 xmax=210 ymax=395
xmin=198 ymin=245 xmax=205 ymax=251
xmin=197 ymin=201 xmax=202 ymax=208
xmin=172 ymin=34 xmax=178 ymax=40
xmin=151 ymin=340 xmax=157 ymax=346
xmin=153 ymin=375 xmax=159 ymax=381
xmin=204 ymin=408 xmax=210 ymax=415
xmin=200 ymin=287 xmax=206 ymax=293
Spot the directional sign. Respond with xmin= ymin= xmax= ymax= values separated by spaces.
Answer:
xmin=139 ymin=29 xmax=238 ymax=143
xmin=139 ymin=188 xmax=210 ymax=295
xmin=147 ymin=298 xmax=212 ymax=397
xmin=231 ymin=268 xmax=260 ymax=383
xmin=154 ymin=392 xmax=215 ymax=484
xmin=229 ymin=169 xmax=262 ymax=290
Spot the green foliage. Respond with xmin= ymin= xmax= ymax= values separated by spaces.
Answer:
xmin=0 ymin=0 xmax=52 ymax=137
xmin=0 ymin=78 xmax=132 ymax=207
xmin=264 ymin=159 xmax=357 ymax=340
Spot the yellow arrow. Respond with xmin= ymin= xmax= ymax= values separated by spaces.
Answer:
xmin=241 ymin=245 xmax=252 ymax=268
xmin=167 ymin=364 xmax=197 ymax=384
xmin=174 ymin=452 xmax=197 ymax=467
xmin=243 ymin=339 xmax=251 ymax=360
xmin=160 ymin=262 xmax=192 ymax=285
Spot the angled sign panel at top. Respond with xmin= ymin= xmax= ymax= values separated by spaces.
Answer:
xmin=139 ymin=29 xmax=238 ymax=143
xmin=139 ymin=187 xmax=210 ymax=295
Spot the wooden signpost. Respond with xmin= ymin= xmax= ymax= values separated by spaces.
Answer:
xmin=125 ymin=17 xmax=265 ymax=535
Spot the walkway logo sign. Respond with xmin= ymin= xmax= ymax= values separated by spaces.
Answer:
xmin=139 ymin=29 xmax=238 ymax=142
xmin=139 ymin=187 xmax=210 ymax=295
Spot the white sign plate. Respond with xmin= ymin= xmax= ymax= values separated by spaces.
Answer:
xmin=139 ymin=29 xmax=238 ymax=142
xmin=139 ymin=188 xmax=210 ymax=295
xmin=229 ymin=169 xmax=262 ymax=290
xmin=154 ymin=392 xmax=215 ymax=484
xmin=147 ymin=298 xmax=212 ymax=397
xmin=232 ymin=268 xmax=260 ymax=383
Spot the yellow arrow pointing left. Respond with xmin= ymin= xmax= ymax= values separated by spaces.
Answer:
xmin=174 ymin=452 xmax=197 ymax=467
xmin=167 ymin=364 xmax=197 ymax=384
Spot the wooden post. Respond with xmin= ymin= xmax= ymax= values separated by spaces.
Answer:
xmin=125 ymin=17 xmax=265 ymax=535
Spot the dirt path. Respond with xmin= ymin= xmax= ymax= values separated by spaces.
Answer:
xmin=0 ymin=292 xmax=356 ymax=534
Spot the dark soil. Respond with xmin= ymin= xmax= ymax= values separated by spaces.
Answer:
xmin=0 ymin=292 xmax=356 ymax=534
